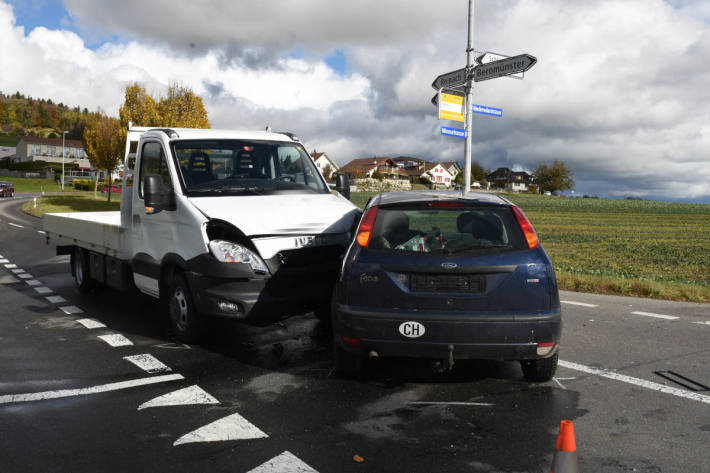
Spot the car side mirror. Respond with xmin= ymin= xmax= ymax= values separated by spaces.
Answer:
xmin=334 ymin=173 xmax=350 ymax=200
xmin=144 ymin=174 xmax=175 ymax=214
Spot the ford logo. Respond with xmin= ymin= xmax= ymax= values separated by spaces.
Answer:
xmin=399 ymin=321 xmax=425 ymax=338
xmin=441 ymin=262 xmax=458 ymax=269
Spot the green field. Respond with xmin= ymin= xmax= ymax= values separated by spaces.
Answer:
xmin=351 ymin=191 xmax=710 ymax=302
xmin=22 ymin=194 xmax=120 ymax=217
xmin=0 ymin=176 xmax=64 ymax=193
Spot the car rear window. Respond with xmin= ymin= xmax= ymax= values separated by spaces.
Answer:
xmin=368 ymin=206 xmax=527 ymax=254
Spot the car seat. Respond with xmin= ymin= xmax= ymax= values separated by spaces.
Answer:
xmin=456 ymin=212 xmax=503 ymax=242
xmin=187 ymin=152 xmax=213 ymax=185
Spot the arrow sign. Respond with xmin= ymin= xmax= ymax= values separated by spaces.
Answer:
xmin=473 ymin=54 xmax=537 ymax=82
xmin=432 ymin=68 xmax=467 ymax=90
xmin=476 ymin=51 xmax=524 ymax=79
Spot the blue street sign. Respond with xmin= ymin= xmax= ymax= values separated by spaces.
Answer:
xmin=441 ymin=126 xmax=466 ymax=139
xmin=472 ymin=104 xmax=503 ymax=117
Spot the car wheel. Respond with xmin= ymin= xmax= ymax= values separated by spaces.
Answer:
xmin=71 ymin=247 xmax=96 ymax=293
xmin=167 ymin=273 xmax=204 ymax=344
xmin=520 ymin=352 xmax=558 ymax=382
xmin=333 ymin=340 xmax=363 ymax=375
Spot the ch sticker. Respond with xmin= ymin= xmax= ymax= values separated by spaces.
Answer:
xmin=398 ymin=321 xmax=425 ymax=338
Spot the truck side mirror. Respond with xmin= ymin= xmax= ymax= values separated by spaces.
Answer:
xmin=144 ymin=174 xmax=175 ymax=214
xmin=334 ymin=173 xmax=350 ymax=200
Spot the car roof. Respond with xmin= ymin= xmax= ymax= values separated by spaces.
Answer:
xmin=141 ymin=128 xmax=298 ymax=143
xmin=370 ymin=190 xmax=512 ymax=207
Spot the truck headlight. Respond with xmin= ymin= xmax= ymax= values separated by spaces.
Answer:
xmin=209 ymin=240 xmax=269 ymax=274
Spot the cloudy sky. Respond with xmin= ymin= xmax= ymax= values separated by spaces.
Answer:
xmin=1 ymin=0 xmax=709 ymax=202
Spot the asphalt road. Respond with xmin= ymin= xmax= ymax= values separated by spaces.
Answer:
xmin=0 ymin=193 xmax=708 ymax=473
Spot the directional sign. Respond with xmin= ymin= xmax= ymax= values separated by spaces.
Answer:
xmin=441 ymin=126 xmax=466 ymax=139
xmin=476 ymin=51 xmax=523 ymax=79
xmin=432 ymin=68 xmax=467 ymax=91
xmin=472 ymin=104 xmax=503 ymax=117
xmin=438 ymin=92 xmax=465 ymax=122
xmin=473 ymin=54 xmax=536 ymax=82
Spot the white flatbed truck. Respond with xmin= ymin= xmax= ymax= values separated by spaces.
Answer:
xmin=44 ymin=125 xmax=359 ymax=342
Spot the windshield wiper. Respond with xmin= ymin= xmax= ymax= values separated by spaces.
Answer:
xmin=189 ymin=186 xmax=262 ymax=194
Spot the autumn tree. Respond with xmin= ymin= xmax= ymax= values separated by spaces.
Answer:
xmin=83 ymin=114 xmax=123 ymax=201
xmin=533 ymin=159 xmax=575 ymax=194
xmin=118 ymin=83 xmax=159 ymax=128
xmin=157 ymin=83 xmax=210 ymax=128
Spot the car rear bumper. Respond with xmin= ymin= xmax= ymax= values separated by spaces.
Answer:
xmin=333 ymin=304 xmax=562 ymax=361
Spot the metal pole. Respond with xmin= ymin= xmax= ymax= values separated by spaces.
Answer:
xmin=463 ymin=0 xmax=474 ymax=193
xmin=61 ymin=131 xmax=66 ymax=191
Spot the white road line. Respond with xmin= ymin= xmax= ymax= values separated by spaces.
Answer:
xmin=246 ymin=451 xmax=319 ymax=473
xmin=97 ymin=334 xmax=133 ymax=347
xmin=76 ymin=318 xmax=106 ymax=329
xmin=5 ymin=263 xmax=18 ymax=269
xmin=692 ymin=321 xmax=710 ymax=326
xmin=45 ymin=295 xmax=67 ymax=303
xmin=559 ymin=360 xmax=710 ymax=405
xmin=59 ymin=305 xmax=83 ymax=314
xmin=560 ymin=300 xmax=599 ymax=308
xmin=25 ymin=280 xmax=42 ymax=286
xmin=631 ymin=311 xmax=679 ymax=321
xmin=37 ymin=230 xmax=46 ymax=235
xmin=34 ymin=286 xmax=52 ymax=294
xmin=552 ymin=377 xmax=567 ymax=390
xmin=173 ymin=412 xmax=268 ymax=446
xmin=138 ymin=385 xmax=219 ymax=410
xmin=11 ymin=269 xmax=24 ymax=274
xmin=7 ymin=222 xmax=24 ymax=228
xmin=0 ymin=259 xmax=8 ymax=263
xmin=0 ymin=374 xmax=184 ymax=405
xmin=17 ymin=273 xmax=32 ymax=279
xmin=406 ymin=401 xmax=495 ymax=407
xmin=124 ymin=354 xmax=172 ymax=374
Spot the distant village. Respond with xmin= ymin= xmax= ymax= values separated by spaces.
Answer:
xmin=311 ymin=150 xmax=533 ymax=192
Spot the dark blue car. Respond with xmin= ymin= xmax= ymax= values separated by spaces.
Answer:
xmin=332 ymin=191 xmax=562 ymax=381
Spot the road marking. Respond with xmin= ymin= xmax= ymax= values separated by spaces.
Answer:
xmin=0 ymin=259 xmax=8 ymax=263
xmin=59 ymin=305 xmax=83 ymax=314
xmin=26 ymin=279 xmax=42 ymax=286
xmin=246 ymin=451 xmax=319 ymax=473
xmin=5 ymin=263 xmax=18 ymax=269
xmin=174 ymin=412 xmax=268 ymax=446
xmin=17 ymin=273 xmax=33 ymax=279
xmin=559 ymin=360 xmax=710 ymax=405
xmin=37 ymin=230 xmax=46 ymax=235
xmin=11 ymin=269 xmax=24 ymax=274
xmin=153 ymin=342 xmax=191 ymax=350
xmin=552 ymin=377 xmax=567 ymax=390
xmin=406 ymin=401 xmax=495 ymax=407
xmin=124 ymin=354 xmax=172 ymax=373
xmin=7 ymin=222 xmax=24 ymax=228
xmin=138 ymin=385 xmax=219 ymax=410
xmin=692 ymin=321 xmax=710 ymax=326
xmin=34 ymin=286 xmax=53 ymax=294
xmin=0 ymin=374 xmax=184 ymax=405
xmin=76 ymin=318 xmax=106 ymax=329
xmin=46 ymin=295 xmax=67 ymax=303
xmin=561 ymin=300 xmax=599 ymax=308
xmin=631 ymin=311 xmax=679 ymax=321
xmin=98 ymin=334 xmax=134 ymax=347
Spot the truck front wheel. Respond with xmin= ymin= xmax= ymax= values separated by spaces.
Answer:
xmin=167 ymin=273 xmax=204 ymax=344
xmin=71 ymin=247 xmax=96 ymax=293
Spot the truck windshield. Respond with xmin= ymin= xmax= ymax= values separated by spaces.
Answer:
xmin=172 ymin=140 xmax=329 ymax=195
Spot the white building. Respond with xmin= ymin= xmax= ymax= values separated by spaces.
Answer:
xmin=310 ymin=151 xmax=339 ymax=180
xmin=15 ymin=135 xmax=91 ymax=169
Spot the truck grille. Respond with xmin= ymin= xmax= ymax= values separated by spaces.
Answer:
xmin=409 ymin=273 xmax=486 ymax=294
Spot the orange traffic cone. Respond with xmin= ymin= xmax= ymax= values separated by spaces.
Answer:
xmin=550 ymin=420 xmax=579 ymax=473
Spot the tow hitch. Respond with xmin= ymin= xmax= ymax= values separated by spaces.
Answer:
xmin=431 ymin=344 xmax=455 ymax=373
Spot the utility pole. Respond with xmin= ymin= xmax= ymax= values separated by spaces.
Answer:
xmin=463 ymin=0 xmax=474 ymax=193
xmin=62 ymin=130 xmax=68 ymax=191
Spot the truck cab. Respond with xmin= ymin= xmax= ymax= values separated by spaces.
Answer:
xmin=46 ymin=126 xmax=359 ymax=342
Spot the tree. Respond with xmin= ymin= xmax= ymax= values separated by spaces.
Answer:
xmin=471 ymin=161 xmax=487 ymax=182
xmin=156 ymin=83 xmax=210 ymax=128
xmin=118 ymin=83 xmax=159 ymax=129
xmin=533 ymin=160 xmax=575 ymax=194
xmin=83 ymin=114 xmax=123 ymax=201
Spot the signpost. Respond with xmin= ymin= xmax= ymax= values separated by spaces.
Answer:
xmin=430 ymin=0 xmax=536 ymax=193
xmin=473 ymin=54 xmax=536 ymax=82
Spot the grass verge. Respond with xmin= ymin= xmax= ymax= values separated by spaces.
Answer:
xmin=22 ymin=194 xmax=120 ymax=217
xmin=0 ymin=176 xmax=64 ymax=193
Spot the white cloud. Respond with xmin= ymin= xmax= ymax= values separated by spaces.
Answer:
xmin=1 ymin=1 xmax=710 ymax=201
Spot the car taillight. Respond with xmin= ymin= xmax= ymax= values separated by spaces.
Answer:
xmin=355 ymin=206 xmax=379 ymax=248
xmin=511 ymin=205 xmax=539 ymax=249
xmin=428 ymin=201 xmax=464 ymax=208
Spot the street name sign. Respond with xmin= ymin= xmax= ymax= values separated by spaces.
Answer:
xmin=438 ymin=92 xmax=465 ymax=122
xmin=441 ymin=126 xmax=466 ymax=139
xmin=476 ymin=51 xmax=523 ymax=79
xmin=432 ymin=68 xmax=467 ymax=90
xmin=473 ymin=54 xmax=536 ymax=82
xmin=472 ymin=104 xmax=503 ymax=117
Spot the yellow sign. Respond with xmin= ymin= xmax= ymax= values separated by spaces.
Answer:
xmin=438 ymin=92 xmax=465 ymax=122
